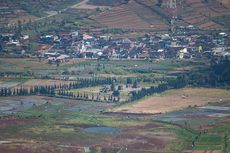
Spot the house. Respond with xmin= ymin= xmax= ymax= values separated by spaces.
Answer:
xmin=56 ymin=55 xmax=70 ymax=63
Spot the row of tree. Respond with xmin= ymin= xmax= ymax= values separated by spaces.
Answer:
xmin=57 ymin=89 xmax=120 ymax=103
xmin=130 ymin=75 xmax=187 ymax=101
xmin=130 ymin=58 xmax=230 ymax=102
xmin=0 ymin=77 xmax=116 ymax=97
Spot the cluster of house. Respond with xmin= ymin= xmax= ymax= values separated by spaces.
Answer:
xmin=1 ymin=30 xmax=230 ymax=61
xmin=39 ymin=30 xmax=230 ymax=63
xmin=0 ymin=33 xmax=30 ymax=55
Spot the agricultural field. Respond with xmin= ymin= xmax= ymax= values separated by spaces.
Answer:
xmin=179 ymin=0 xmax=230 ymax=30
xmin=0 ymin=94 xmax=229 ymax=153
xmin=0 ymin=58 xmax=191 ymax=79
xmin=90 ymin=0 xmax=169 ymax=31
xmin=0 ymin=58 xmax=229 ymax=153
xmin=111 ymin=88 xmax=230 ymax=114
xmin=132 ymin=0 xmax=230 ymax=31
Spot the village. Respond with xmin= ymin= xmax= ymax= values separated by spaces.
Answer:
xmin=0 ymin=1 xmax=230 ymax=153
xmin=0 ymin=29 xmax=230 ymax=64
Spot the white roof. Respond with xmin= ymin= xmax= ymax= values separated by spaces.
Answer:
xmin=97 ymin=52 xmax=103 ymax=56
xmin=56 ymin=55 xmax=70 ymax=60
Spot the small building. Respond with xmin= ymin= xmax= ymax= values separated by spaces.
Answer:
xmin=56 ymin=55 xmax=70 ymax=63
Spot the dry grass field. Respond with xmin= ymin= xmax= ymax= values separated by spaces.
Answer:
xmin=112 ymin=88 xmax=230 ymax=114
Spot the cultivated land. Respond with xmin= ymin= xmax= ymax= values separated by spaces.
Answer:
xmin=0 ymin=0 xmax=230 ymax=152
xmin=90 ymin=0 xmax=169 ymax=31
xmin=112 ymin=88 xmax=230 ymax=114
xmin=0 ymin=58 xmax=229 ymax=153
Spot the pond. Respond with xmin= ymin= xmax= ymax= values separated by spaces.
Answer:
xmin=84 ymin=126 xmax=121 ymax=134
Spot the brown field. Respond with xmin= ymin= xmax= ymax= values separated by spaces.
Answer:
xmin=71 ymin=0 xmax=110 ymax=10
xmin=112 ymin=88 xmax=230 ymax=114
xmin=180 ymin=0 xmax=230 ymax=30
xmin=218 ymin=0 xmax=230 ymax=7
xmin=90 ymin=0 xmax=169 ymax=31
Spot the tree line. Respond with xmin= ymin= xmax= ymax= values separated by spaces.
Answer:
xmin=0 ymin=77 xmax=116 ymax=97
xmin=56 ymin=89 xmax=120 ymax=103
xmin=130 ymin=58 xmax=230 ymax=102
xmin=130 ymin=75 xmax=187 ymax=101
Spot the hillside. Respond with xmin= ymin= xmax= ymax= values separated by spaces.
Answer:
xmin=90 ymin=0 xmax=169 ymax=31
xmin=179 ymin=0 xmax=230 ymax=30
xmin=1 ymin=0 xmax=230 ymax=31
xmin=88 ymin=0 xmax=230 ymax=31
xmin=88 ymin=0 xmax=129 ymax=6
xmin=0 ymin=0 xmax=82 ymax=25
xmin=218 ymin=0 xmax=230 ymax=6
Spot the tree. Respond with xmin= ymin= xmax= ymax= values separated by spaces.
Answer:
xmin=112 ymin=90 xmax=120 ymax=97
xmin=111 ymin=81 xmax=116 ymax=91
xmin=132 ymin=80 xmax=138 ymax=88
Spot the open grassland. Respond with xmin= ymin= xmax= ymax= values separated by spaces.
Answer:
xmin=112 ymin=88 xmax=230 ymax=114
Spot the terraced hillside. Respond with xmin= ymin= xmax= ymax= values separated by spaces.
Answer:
xmin=0 ymin=0 xmax=82 ymax=25
xmin=88 ymin=0 xmax=129 ymax=6
xmin=90 ymin=0 xmax=169 ymax=31
xmin=218 ymin=0 xmax=230 ymax=7
xmin=180 ymin=0 xmax=230 ymax=30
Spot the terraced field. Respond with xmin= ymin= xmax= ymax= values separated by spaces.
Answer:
xmin=133 ymin=0 xmax=230 ymax=31
xmin=180 ymin=0 xmax=230 ymax=30
xmin=90 ymin=0 xmax=169 ymax=31
xmin=0 ymin=0 xmax=82 ymax=25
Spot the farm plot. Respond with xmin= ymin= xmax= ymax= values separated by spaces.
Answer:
xmin=0 ymin=78 xmax=28 ymax=88
xmin=180 ymin=0 xmax=230 ymax=30
xmin=0 ymin=58 xmax=83 ymax=77
xmin=71 ymin=0 xmax=110 ymax=10
xmin=90 ymin=0 xmax=168 ymax=31
xmin=0 ymin=58 xmax=51 ymax=72
xmin=112 ymin=88 xmax=230 ymax=114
